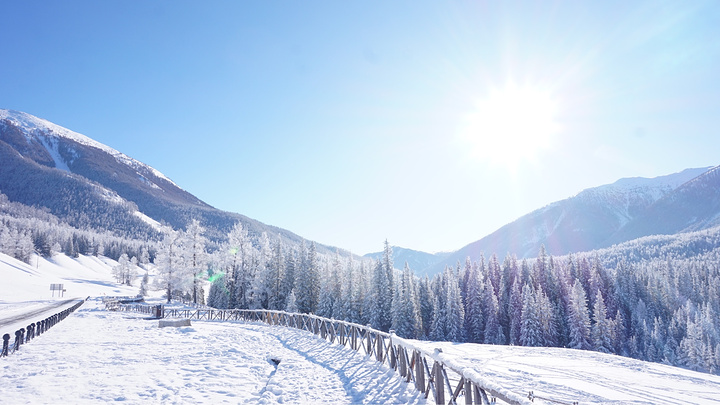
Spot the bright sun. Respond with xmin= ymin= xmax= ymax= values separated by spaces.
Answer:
xmin=460 ymin=82 xmax=560 ymax=171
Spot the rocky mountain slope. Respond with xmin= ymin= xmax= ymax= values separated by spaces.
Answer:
xmin=0 ymin=109 xmax=330 ymax=250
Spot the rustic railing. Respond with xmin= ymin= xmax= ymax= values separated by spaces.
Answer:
xmin=1 ymin=299 xmax=85 ymax=358
xmin=116 ymin=304 xmax=539 ymax=405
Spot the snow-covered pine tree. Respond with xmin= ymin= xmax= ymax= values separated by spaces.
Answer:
xmin=483 ymin=279 xmax=504 ymax=344
xmin=567 ymin=279 xmax=592 ymax=350
xmin=286 ymin=288 xmax=299 ymax=313
xmin=250 ymin=232 xmax=272 ymax=309
xmin=391 ymin=263 xmax=422 ymax=339
xmin=138 ymin=271 xmax=149 ymax=297
xmin=592 ymin=289 xmax=613 ymax=353
xmin=464 ymin=259 xmax=484 ymax=343
xmin=417 ymin=276 xmax=435 ymax=339
xmin=224 ymin=222 xmax=255 ymax=309
xmin=295 ymin=241 xmax=320 ymax=314
xmin=369 ymin=258 xmax=392 ymax=331
xmin=508 ymin=278 xmax=523 ymax=345
xmin=207 ymin=274 xmax=229 ymax=309
xmin=341 ymin=256 xmax=360 ymax=323
xmin=444 ymin=267 xmax=465 ymax=342
xmin=520 ymin=283 xmax=542 ymax=347
xmin=267 ymin=238 xmax=286 ymax=310
xmin=537 ymin=287 xmax=559 ymax=347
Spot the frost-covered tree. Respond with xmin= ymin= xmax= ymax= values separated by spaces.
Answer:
xmin=464 ymin=260 xmax=484 ymax=343
xmin=567 ymin=279 xmax=592 ymax=350
xmin=369 ymin=258 xmax=392 ymax=331
xmin=183 ymin=219 xmax=208 ymax=305
xmin=286 ymin=288 xmax=299 ymax=313
xmin=138 ymin=271 xmax=149 ymax=296
xmin=266 ymin=238 xmax=286 ymax=310
xmin=520 ymin=284 xmax=542 ymax=347
xmin=207 ymin=274 xmax=229 ymax=309
xmin=154 ymin=230 xmax=186 ymax=303
xmin=508 ymin=278 xmax=524 ymax=345
xmin=294 ymin=241 xmax=320 ymax=314
xmin=483 ymin=280 xmax=505 ymax=345
xmin=223 ymin=222 xmax=255 ymax=309
xmin=391 ymin=263 xmax=422 ymax=338
xmin=592 ymin=289 xmax=614 ymax=353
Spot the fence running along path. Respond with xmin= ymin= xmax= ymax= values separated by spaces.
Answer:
xmin=116 ymin=303 xmax=574 ymax=405
xmin=2 ymin=300 xmax=85 ymax=358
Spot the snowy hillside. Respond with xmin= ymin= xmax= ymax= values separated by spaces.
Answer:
xmin=1 ymin=109 xmax=334 ymax=251
xmin=0 ymin=109 xmax=177 ymax=186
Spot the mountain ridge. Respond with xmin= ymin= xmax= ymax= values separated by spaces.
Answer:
xmin=366 ymin=167 xmax=716 ymax=274
xmin=0 ymin=109 xmax=339 ymax=253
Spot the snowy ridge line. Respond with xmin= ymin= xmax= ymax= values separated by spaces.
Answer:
xmin=1 ymin=299 xmax=85 ymax=358
xmin=117 ymin=304 xmax=532 ymax=405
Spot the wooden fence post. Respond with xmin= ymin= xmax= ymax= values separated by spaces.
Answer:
xmin=414 ymin=351 xmax=425 ymax=393
xmin=464 ymin=377 xmax=473 ymax=405
xmin=1 ymin=333 xmax=9 ymax=356
xmin=376 ymin=333 xmax=384 ymax=362
xmin=434 ymin=361 xmax=445 ymax=405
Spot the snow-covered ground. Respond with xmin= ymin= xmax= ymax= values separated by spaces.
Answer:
xmin=1 ymin=299 xmax=428 ymax=404
xmin=411 ymin=340 xmax=720 ymax=405
xmin=3 ymin=251 xmax=720 ymax=404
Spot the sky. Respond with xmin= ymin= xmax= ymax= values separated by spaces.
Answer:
xmin=2 ymin=1 xmax=720 ymax=255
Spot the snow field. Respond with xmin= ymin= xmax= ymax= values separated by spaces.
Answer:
xmin=1 ymin=299 xmax=429 ymax=405
xmin=412 ymin=341 xmax=720 ymax=405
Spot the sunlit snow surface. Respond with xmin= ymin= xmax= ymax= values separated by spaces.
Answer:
xmin=411 ymin=341 xmax=720 ymax=405
xmin=1 ymin=300 xmax=429 ymax=404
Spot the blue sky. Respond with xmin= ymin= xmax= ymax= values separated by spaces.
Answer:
xmin=2 ymin=1 xmax=720 ymax=255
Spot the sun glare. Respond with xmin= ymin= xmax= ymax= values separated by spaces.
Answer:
xmin=460 ymin=83 xmax=560 ymax=171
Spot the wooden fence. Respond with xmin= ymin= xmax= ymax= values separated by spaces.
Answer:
xmin=116 ymin=304 xmax=545 ymax=405
xmin=2 ymin=300 xmax=85 ymax=357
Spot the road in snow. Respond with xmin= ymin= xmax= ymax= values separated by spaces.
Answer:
xmin=0 ymin=299 xmax=429 ymax=405
xmin=0 ymin=299 xmax=84 ymax=339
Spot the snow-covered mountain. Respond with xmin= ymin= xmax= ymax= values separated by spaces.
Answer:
xmin=421 ymin=166 xmax=715 ymax=273
xmin=0 ymin=109 xmax=324 ymax=248
xmin=363 ymin=246 xmax=451 ymax=277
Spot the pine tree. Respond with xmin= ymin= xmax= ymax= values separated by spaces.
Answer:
xmin=207 ymin=274 xmax=229 ymax=309
xmin=483 ymin=280 xmax=505 ymax=344
xmin=286 ymin=288 xmax=299 ymax=313
xmin=295 ymin=241 xmax=320 ymax=314
xmin=508 ymin=278 xmax=523 ymax=345
xmin=369 ymin=258 xmax=392 ymax=331
xmin=520 ymin=283 xmax=542 ymax=347
xmin=267 ymin=238 xmax=286 ymax=310
xmin=567 ymin=279 xmax=592 ymax=350
xmin=592 ymin=289 xmax=613 ymax=353
xmin=464 ymin=260 xmax=484 ymax=343
xmin=417 ymin=276 xmax=435 ymax=339
xmin=138 ymin=271 xmax=149 ymax=296
xmin=444 ymin=267 xmax=465 ymax=342
xmin=224 ymin=222 xmax=255 ymax=309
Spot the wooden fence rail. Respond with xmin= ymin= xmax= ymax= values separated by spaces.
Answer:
xmin=2 ymin=300 xmax=85 ymax=358
xmin=116 ymin=304 xmax=536 ymax=405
